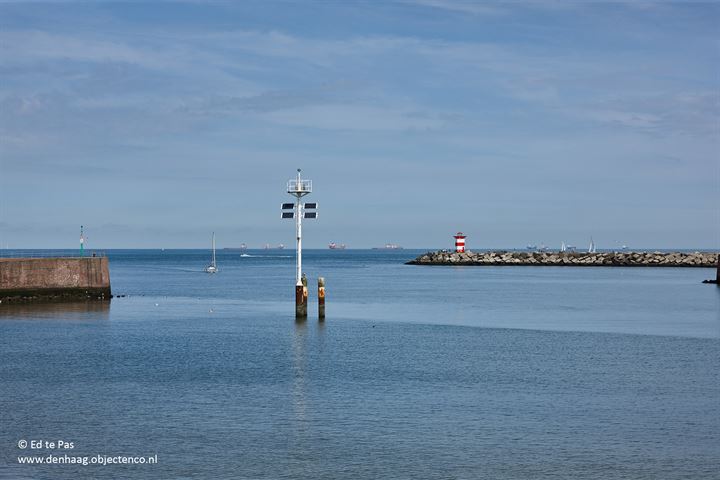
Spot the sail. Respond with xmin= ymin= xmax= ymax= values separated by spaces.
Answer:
xmin=211 ymin=233 xmax=216 ymax=267
xmin=206 ymin=233 xmax=218 ymax=273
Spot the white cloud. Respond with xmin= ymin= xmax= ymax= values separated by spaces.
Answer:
xmin=398 ymin=0 xmax=506 ymax=16
xmin=0 ymin=30 xmax=166 ymax=68
xmin=263 ymin=104 xmax=445 ymax=131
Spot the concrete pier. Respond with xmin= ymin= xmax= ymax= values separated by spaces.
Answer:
xmin=702 ymin=254 xmax=720 ymax=284
xmin=407 ymin=250 xmax=719 ymax=267
xmin=0 ymin=257 xmax=111 ymax=303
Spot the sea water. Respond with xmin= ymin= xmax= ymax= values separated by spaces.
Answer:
xmin=1 ymin=249 xmax=718 ymax=479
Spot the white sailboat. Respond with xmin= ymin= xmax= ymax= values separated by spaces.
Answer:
xmin=560 ymin=241 xmax=567 ymax=253
xmin=588 ymin=237 xmax=596 ymax=253
xmin=205 ymin=232 xmax=218 ymax=273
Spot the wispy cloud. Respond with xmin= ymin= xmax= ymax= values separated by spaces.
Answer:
xmin=0 ymin=30 xmax=165 ymax=68
xmin=398 ymin=0 xmax=506 ymax=16
xmin=264 ymin=104 xmax=446 ymax=131
xmin=2 ymin=23 xmax=716 ymax=141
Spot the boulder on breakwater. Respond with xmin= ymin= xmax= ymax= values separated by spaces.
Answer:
xmin=406 ymin=251 xmax=719 ymax=268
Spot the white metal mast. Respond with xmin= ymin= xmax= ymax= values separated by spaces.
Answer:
xmin=282 ymin=170 xmax=316 ymax=317
xmin=286 ymin=169 xmax=312 ymax=286
xmin=295 ymin=171 xmax=302 ymax=286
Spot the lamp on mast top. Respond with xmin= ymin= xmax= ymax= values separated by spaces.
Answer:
xmin=287 ymin=168 xmax=312 ymax=197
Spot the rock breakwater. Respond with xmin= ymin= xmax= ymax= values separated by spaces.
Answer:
xmin=407 ymin=251 xmax=719 ymax=267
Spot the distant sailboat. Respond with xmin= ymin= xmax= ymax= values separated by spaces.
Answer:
xmin=588 ymin=237 xmax=596 ymax=253
xmin=206 ymin=232 xmax=218 ymax=273
xmin=560 ymin=241 xmax=567 ymax=253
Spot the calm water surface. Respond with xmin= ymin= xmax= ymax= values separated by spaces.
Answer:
xmin=1 ymin=249 xmax=718 ymax=479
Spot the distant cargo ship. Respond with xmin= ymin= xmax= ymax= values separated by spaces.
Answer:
xmin=373 ymin=243 xmax=403 ymax=250
xmin=264 ymin=243 xmax=285 ymax=250
xmin=328 ymin=242 xmax=346 ymax=250
xmin=224 ymin=243 xmax=248 ymax=251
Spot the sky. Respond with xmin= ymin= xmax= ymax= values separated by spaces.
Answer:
xmin=0 ymin=0 xmax=718 ymax=249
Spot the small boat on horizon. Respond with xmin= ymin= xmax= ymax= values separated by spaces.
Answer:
xmin=205 ymin=232 xmax=218 ymax=274
xmin=328 ymin=242 xmax=346 ymax=250
xmin=527 ymin=243 xmax=548 ymax=252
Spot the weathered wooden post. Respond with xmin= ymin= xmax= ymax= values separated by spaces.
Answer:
xmin=296 ymin=274 xmax=308 ymax=317
xmin=318 ymin=277 xmax=325 ymax=319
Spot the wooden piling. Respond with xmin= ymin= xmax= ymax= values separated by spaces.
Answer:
xmin=296 ymin=275 xmax=308 ymax=318
xmin=318 ymin=277 xmax=325 ymax=320
xmin=295 ymin=285 xmax=305 ymax=317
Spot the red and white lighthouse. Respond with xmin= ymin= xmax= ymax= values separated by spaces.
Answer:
xmin=453 ymin=232 xmax=467 ymax=253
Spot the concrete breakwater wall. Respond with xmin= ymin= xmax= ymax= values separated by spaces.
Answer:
xmin=407 ymin=251 xmax=719 ymax=267
xmin=0 ymin=257 xmax=111 ymax=303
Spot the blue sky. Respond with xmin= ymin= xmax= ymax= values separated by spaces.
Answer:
xmin=0 ymin=0 xmax=718 ymax=249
